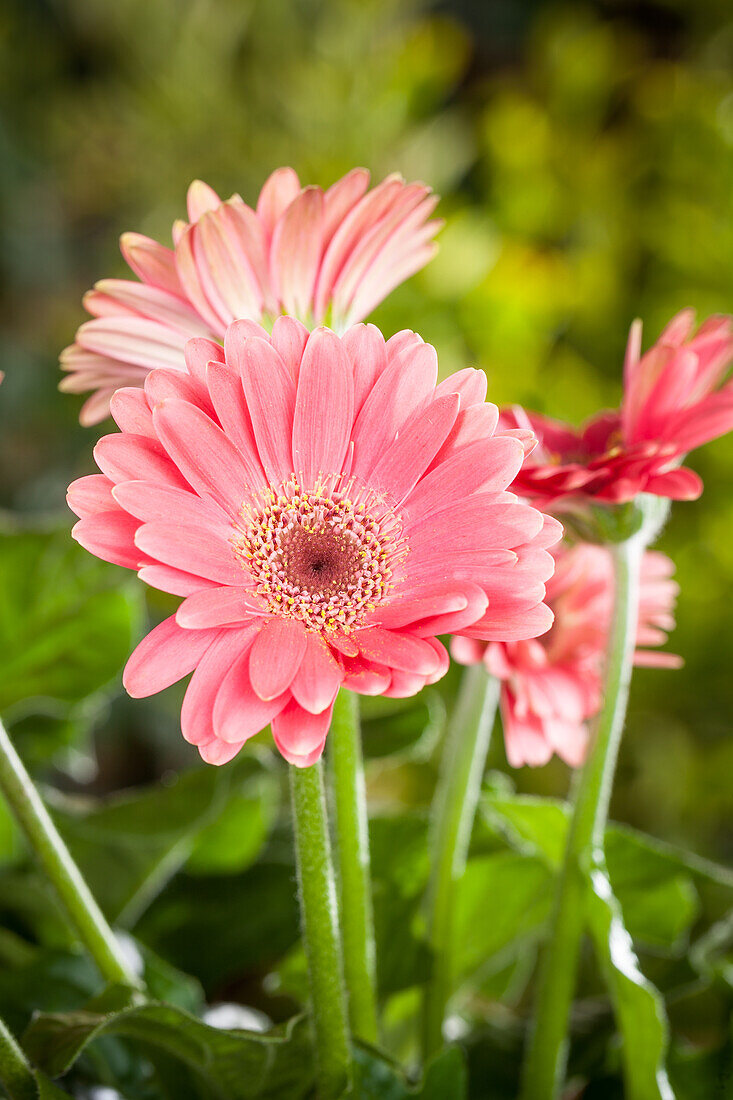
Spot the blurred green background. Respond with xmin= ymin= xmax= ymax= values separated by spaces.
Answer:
xmin=0 ymin=1 xmax=731 ymax=1095
xmin=1 ymin=0 xmax=730 ymax=853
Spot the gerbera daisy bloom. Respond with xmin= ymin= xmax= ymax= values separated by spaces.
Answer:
xmin=60 ymin=169 xmax=442 ymax=425
xmin=67 ymin=320 xmax=559 ymax=767
xmin=503 ymin=310 xmax=733 ymax=510
xmin=452 ymin=543 xmax=680 ymax=768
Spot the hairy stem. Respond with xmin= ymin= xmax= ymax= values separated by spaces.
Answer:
xmin=289 ymin=760 xmax=351 ymax=1098
xmin=423 ymin=664 xmax=501 ymax=1059
xmin=329 ymin=689 xmax=379 ymax=1043
xmin=0 ymin=717 xmax=140 ymax=989
xmin=520 ymin=536 xmax=643 ymax=1100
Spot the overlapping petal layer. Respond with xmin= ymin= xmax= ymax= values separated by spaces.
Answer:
xmin=69 ymin=321 xmax=558 ymax=766
xmin=504 ymin=311 xmax=733 ymax=509
xmin=452 ymin=543 xmax=680 ymax=768
xmin=61 ymin=170 xmax=442 ymax=424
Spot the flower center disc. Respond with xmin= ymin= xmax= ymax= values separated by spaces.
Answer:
xmin=234 ymin=476 xmax=407 ymax=634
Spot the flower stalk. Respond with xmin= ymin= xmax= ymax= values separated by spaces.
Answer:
xmin=0 ymin=1015 xmax=37 ymax=1100
xmin=289 ymin=760 xmax=352 ymax=1098
xmin=520 ymin=534 xmax=644 ymax=1100
xmin=328 ymin=689 xmax=379 ymax=1043
xmin=0 ymin=717 xmax=141 ymax=990
xmin=422 ymin=664 xmax=501 ymax=1059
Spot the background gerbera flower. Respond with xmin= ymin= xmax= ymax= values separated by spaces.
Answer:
xmin=68 ymin=320 xmax=559 ymax=767
xmin=452 ymin=542 xmax=680 ymax=768
xmin=60 ymin=170 xmax=442 ymax=425
xmin=502 ymin=310 xmax=733 ymax=509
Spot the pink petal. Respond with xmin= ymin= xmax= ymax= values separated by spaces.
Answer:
xmin=153 ymin=399 xmax=254 ymax=517
xmin=350 ymin=341 xmax=438 ymax=481
xmin=187 ymin=179 xmax=222 ymax=222
xmin=355 ymin=628 xmax=442 ymax=675
xmin=183 ymin=336 xmax=226 ymax=386
xmin=231 ymin=332 xmax=296 ymax=483
xmin=256 ymin=167 xmax=301 ymax=240
xmin=181 ymin=630 xmax=244 ymax=745
xmin=134 ymin=521 xmax=243 ymax=586
xmin=199 ymin=739 xmax=246 ymax=766
xmin=120 ymin=232 xmax=183 ymax=296
xmin=322 ymin=168 xmax=371 ymax=246
xmin=94 ymin=433 xmax=188 ymax=489
xmin=270 ymin=316 xmax=310 ymax=382
xmin=76 ymin=316 xmax=190 ymax=371
xmin=290 ymin=634 xmax=343 ymax=714
xmin=270 ymin=186 xmax=324 ymax=318
xmin=271 ymin=699 xmax=334 ymax=761
xmin=90 ymin=279 xmax=211 ymax=338
xmin=342 ymin=323 xmax=388 ymax=416
xmin=292 ymin=328 xmax=354 ymax=483
xmin=123 ymin=614 xmax=219 ymax=698
xmin=249 ymin=617 xmax=308 ymax=700
xmin=205 ymin=362 xmax=267 ymax=488
xmin=174 ymin=227 xmax=229 ymax=335
xmin=109 ymin=388 xmax=156 ymax=438
xmin=213 ymin=645 xmax=288 ymax=743
xmin=138 ymin=564 xmax=218 ymax=597
xmin=369 ymin=393 xmax=459 ymax=504
xmin=196 ymin=206 xmax=265 ymax=321
xmin=112 ymin=480 xmax=230 ymax=528
xmin=435 ymin=368 xmax=487 ymax=406
xmin=176 ymin=586 xmax=265 ymax=629
xmin=67 ymin=474 xmax=117 ymax=518
xmin=72 ymin=511 xmax=142 ymax=569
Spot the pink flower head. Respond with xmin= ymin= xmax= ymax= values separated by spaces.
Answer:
xmin=504 ymin=311 xmax=733 ymax=509
xmin=60 ymin=169 xmax=442 ymax=425
xmin=453 ymin=543 xmax=680 ymax=768
xmin=68 ymin=320 xmax=560 ymax=767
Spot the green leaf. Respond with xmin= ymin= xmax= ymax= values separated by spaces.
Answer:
xmin=585 ymin=858 xmax=675 ymax=1100
xmin=0 ymin=526 xmax=140 ymax=717
xmin=347 ymin=1043 xmax=467 ymax=1098
xmin=455 ymin=852 xmax=552 ymax=978
xmin=360 ymin=694 xmax=445 ymax=760
xmin=54 ymin=759 xmax=276 ymax=925
xmin=484 ymin=793 xmax=729 ymax=950
xmin=22 ymin=1004 xmax=314 ymax=1099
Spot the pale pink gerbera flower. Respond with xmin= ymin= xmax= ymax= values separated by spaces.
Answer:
xmin=452 ymin=543 xmax=680 ymax=768
xmin=60 ymin=169 xmax=441 ymax=425
xmin=68 ymin=320 xmax=559 ymax=767
xmin=503 ymin=310 xmax=733 ymax=509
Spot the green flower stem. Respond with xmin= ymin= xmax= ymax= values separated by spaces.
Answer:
xmin=289 ymin=760 xmax=352 ymax=1099
xmin=520 ymin=535 xmax=643 ymax=1100
xmin=0 ymin=717 xmax=140 ymax=990
xmin=423 ymin=664 xmax=501 ymax=1060
xmin=328 ymin=689 xmax=379 ymax=1044
xmin=0 ymin=1015 xmax=37 ymax=1100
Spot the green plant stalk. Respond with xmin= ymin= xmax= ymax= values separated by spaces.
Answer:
xmin=0 ymin=717 xmax=140 ymax=990
xmin=289 ymin=761 xmax=352 ymax=1099
xmin=520 ymin=535 xmax=643 ymax=1100
xmin=423 ymin=664 xmax=501 ymax=1059
xmin=0 ymin=1016 xmax=37 ymax=1100
xmin=328 ymin=689 xmax=379 ymax=1044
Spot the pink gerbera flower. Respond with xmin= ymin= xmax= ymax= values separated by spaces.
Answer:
xmin=503 ymin=310 xmax=733 ymax=509
xmin=68 ymin=320 xmax=559 ymax=767
xmin=60 ymin=169 xmax=442 ymax=425
xmin=453 ymin=543 xmax=680 ymax=768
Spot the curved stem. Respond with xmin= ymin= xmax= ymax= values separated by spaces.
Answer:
xmin=520 ymin=536 xmax=643 ymax=1100
xmin=289 ymin=761 xmax=351 ymax=1099
xmin=328 ymin=690 xmax=379 ymax=1043
xmin=422 ymin=664 xmax=501 ymax=1059
xmin=0 ymin=717 xmax=140 ymax=990
xmin=0 ymin=1016 xmax=37 ymax=1100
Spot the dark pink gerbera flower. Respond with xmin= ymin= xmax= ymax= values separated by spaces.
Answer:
xmin=60 ymin=170 xmax=441 ymax=425
xmin=504 ymin=310 xmax=733 ymax=509
xmin=68 ymin=320 xmax=559 ymax=767
xmin=453 ymin=543 xmax=680 ymax=768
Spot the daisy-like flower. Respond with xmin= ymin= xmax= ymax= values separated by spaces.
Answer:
xmin=453 ymin=543 xmax=680 ymax=768
xmin=60 ymin=169 xmax=442 ymax=425
xmin=503 ymin=310 xmax=733 ymax=510
xmin=68 ymin=320 xmax=559 ymax=767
